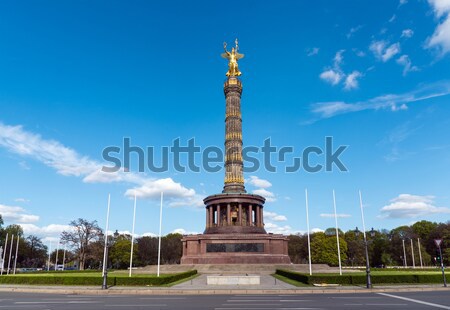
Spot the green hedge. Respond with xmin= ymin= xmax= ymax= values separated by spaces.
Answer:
xmin=0 ymin=270 xmax=197 ymax=286
xmin=276 ymin=269 xmax=450 ymax=285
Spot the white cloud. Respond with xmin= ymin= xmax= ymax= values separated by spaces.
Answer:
xmin=0 ymin=123 xmax=199 ymax=208
xmin=171 ymin=228 xmax=199 ymax=235
xmin=311 ymin=228 xmax=325 ymax=233
xmin=14 ymin=198 xmax=30 ymax=203
xmin=370 ymin=40 xmax=401 ymax=62
xmin=401 ymin=29 xmax=414 ymax=38
xmin=428 ymin=0 xmax=450 ymax=18
xmin=264 ymin=211 xmax=287 ymax=222
xmin=0 ymin=204 xmax=39 ymax=223
xmin=344 ymin=71 xmax=362 ymax=90
xmin=126 ymin=178 xmax=195 ymax=199
xmin=320 ymin=50 xmax=346 ymax=86
xmin=353 ymin=49 xmax=366 ymax=57
xmin=309 ymin=81 xmax=450 ymax=119
xmin=380 ymin=194 xmax=450 ymax=219
xmin=264 ymin=222 xmax=293 ymax=234
xmin=389 ymin=14 xmax=397 ymax=23
xmin=252 ymin=188 xmax=276 ymax=202
xmin=307 ymin=47 xmax=320 ymax=56
xmin=334 ymin=50 xmax=345 ymax=66
xmin=396 ymin=55 xmax=419 ymax=76
xmin=319 ymin=69 xmax=343 ymax=85
xmin=319 ymin=213 xmax=352 ymax=218
xmin=399 ymin=0 xmax=408 ymax=5
xmin=247 ymin=176 xmax=272 ymax=188
xmin=347 ymin=25 xmax=363 ymax=39
xmin=320 ymin=50 xmax=361 ymax=91
xmin=142 ymin=232 xmax=157 ymax=237
xmin=426 ymin=0 xmax=450 ymax=55
xmin=20 ymin=223 xmax=73 ymax=240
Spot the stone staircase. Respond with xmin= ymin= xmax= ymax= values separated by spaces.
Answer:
xmin=136 ymin=264 xmax=338 ymax=275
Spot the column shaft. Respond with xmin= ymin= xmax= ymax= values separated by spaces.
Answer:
xmin=238 ymin=204 xmax=242 ymax=225
xmin=217 ymin=204 xmax=221 ymax=226
xmin=227 ymin=204 xmax=231 ymax=225
xmin=248 ymin=204 xmax=252 ymax=226
xmin=256 ymin=206 xmax=261 ymax=227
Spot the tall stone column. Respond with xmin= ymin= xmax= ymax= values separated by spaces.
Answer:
xmin=256 ymin=206 xmax=261 ymax=227
xmin=227 ymin=204 xmax=231 ymax=226
xmin=238 ymin=203 xmax=242 ymax=225
xmin=223 ymin=78 xmax=246 ymax=194
xmin=209 ymin=206 xmax=213 ymax=227
xmin=217 ymin=204 xmax=221 ymax=226
xmin=248 ymin=204 xmax=252 ymax=226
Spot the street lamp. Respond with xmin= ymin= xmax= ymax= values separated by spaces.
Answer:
xmin=355 ymin=226 xmax=375 ymax=289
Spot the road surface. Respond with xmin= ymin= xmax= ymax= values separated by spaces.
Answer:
xmin=1 ymin=291 xmax=450 ymax=309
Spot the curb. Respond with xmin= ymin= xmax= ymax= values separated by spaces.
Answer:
xmin=0 ymin=286 xmax=449 ymax=295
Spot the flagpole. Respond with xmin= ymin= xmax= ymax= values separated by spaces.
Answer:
xmin=359 ymin=190 xmax=372 ymax=288
xmin=102 ymin=194 xmax=111 ymax=289
xmin=129 ymin=191 xmax=137 ymax=277
xmin=157 ymin=191 xmax=163 ymax=277
xmin=1 ymin=233 xmax=8 ymax=275
xmin=418 ymin=238 xmax=423 ymax=268
xmin=13 ymin=236 xmax=19 ymax=275
xmin=54 ymin=242 xmax=60 ymax=271
xmin=7 ymin=234 xmax=14 ymax=275
xmin=62 ymin=243 xmax=67 ymax=271
xmin=305 ymin=189 xmax=312 ymax=276
xmin=410 ymin=238 xmax=415 ymax=268
xmin=333 ymin=190 xmax=342 ymax=276
xmin=47 ymin=241 xmax=51 ymax=272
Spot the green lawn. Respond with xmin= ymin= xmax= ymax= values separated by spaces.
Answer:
xmin=275 ymin=268 xmax=449 ymax=286
xmin=0 ymin=270 xmax=198 ymax=286
xmin=14 ymin=271 xmax=174 ymax=278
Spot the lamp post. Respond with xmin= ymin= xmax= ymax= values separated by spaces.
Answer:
xmin=355 ymin=226 xmax=375 ymax=289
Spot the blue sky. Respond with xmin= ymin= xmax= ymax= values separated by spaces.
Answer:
xmin=1 ymin=0 xmax=450 ymax=243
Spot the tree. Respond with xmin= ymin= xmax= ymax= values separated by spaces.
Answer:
xmin=288 ymin=234 xmax=308 ymax=264
xmin=162 ymin=233 xmax=182 ymax=264
xmin=4 ymin=224 xmax=24 ymax=238
xmin=60 ymin=218 xmax=102 ymax=270
xmin=109 ymin=235 xmax=139 ymax=269
xmin=21 ymin=235 xmax=47 ymax=268
xmin=344 ymin=230 xmax=365 ymax=266
xmin=310 ymin=231 xmax=348 ymax=266
xmin=136 ymin=236 xmax=158 ymax=266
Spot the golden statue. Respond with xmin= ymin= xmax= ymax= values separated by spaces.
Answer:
xmin=221 ymin=39 xmax=244 ymax=77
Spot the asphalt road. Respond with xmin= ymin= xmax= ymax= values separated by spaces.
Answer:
xmin=1 ymin=291 xmax=450 ymax=310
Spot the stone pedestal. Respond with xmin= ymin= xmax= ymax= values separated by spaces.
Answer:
xmin=181 ymin=233 xmax=290 ymax=265
xmin=207 ymin=275 xmax=260 ymax=285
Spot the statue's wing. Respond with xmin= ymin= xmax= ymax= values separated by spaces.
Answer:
xmin=221 ymin=52 xmax=229 ymax=59
xmin=236 ymin=52 xmax=245 ymax=60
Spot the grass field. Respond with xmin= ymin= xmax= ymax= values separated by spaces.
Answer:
xmin=0 ymin=270 xmax=198 ymax=286
xmin=275 ymin=268 xmax=449 ymax=286
xmin=13 ymin=271 xmax=174 ymax=278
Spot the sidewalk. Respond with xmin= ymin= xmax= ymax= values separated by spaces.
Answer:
xmin=0 ymin=274 xmax=449 ymax=295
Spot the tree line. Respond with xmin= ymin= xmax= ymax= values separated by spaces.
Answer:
xmin=1 ymin=215 xmax=448 ymax=270
xmin=0 ymin=216 xmax=183 ymax=270
xmin=288 ymin=220 xmax=449 ymax=267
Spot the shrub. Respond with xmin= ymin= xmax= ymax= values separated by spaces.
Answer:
xmin=275 ymin=269 xmax=450 ymax=285
xmin=0 ymin=270 xmax=197 ymax=286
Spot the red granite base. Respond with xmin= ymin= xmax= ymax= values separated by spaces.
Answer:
xmin=180 ymin=233 xmax=291 ymax=264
